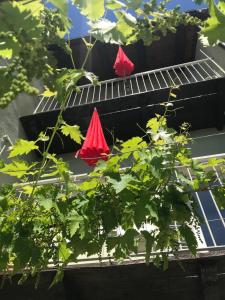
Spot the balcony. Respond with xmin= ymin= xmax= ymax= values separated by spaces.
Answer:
xmin=16 ymin=153 xmax=225 ymax=261
xmin=20 ymin=54 xmax=225 ymax=154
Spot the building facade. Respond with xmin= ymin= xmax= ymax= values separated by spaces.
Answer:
xmin=1 ymin=16 xmax=225 ymax=300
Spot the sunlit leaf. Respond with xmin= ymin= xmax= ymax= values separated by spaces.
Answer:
xmin=60 ymin=123 xmax=83 ymax=144
xmin=8 ymin=139 xmax=38 ymax=158
xmin=0 ymin=161 xmax=36 ymax=178
xmin=73 ymin=0 xmax=104 ymax=21
xmin=47 ymin=0 xmax=68 ymax=16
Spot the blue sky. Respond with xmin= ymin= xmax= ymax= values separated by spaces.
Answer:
xmin=67 ymin=1 xmax=205 ymax=39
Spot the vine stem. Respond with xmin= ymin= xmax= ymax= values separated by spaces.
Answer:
xmin=28 ymin=95 xmax=69 ymax=201
xmin=28 ymin=34 xmax=97 ymax=201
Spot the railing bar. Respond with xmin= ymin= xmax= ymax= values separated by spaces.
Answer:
xmin=111 ymin=82 xmax=114 ymax=99
xmin=98 ymin=84 xmax=102 ymax=101
xmin=200 ymin=50 xmax=225 ymax=75
xmin=187 ymin=168 xmax=217 ymax=247
xmin=117 ymin=82 xmax=120 ymax=97
xmin=172 ymin=69 xmax=183 ymax=85
xmin=0 ymin=144 xmax=6 ymax=157
xmin=197 ymin=63 xmax=212 ymax=79
xmin=192 ymin=64 xmax=205 ymax=80
xmin=213 ymin=166 xmax=223 ymax=186
xmin=46 ymin=97 xmax=55 ymax=111
xmin=92 ymin=85 xmax=96 ymax=103
xmin=179 ymin=67 xmax=191 ymax=83
xmin=160 ymin=71 xmax=168 ymax=88
xmin=41 ymin=97 xmax=51 ymax=112
xmin=141 ymin=75 xmax=147 ymax=92
xmin=53 ymin=97 xmax=60 ymax=110
xmin=66 ymin=91 xmax=73 ymax=107
xmin=147 ymin=74 xmax=154 ymax=91
xmin=85 ymin=87 xmax=90 ymax=104
xmin=166 ymin=70 xmax=175 ymax=86
xmin=33 ymin=96 xmax=45 ymax=114
xmin=78 ymin=88 xmax=84 ymax=105
xmin=105 ymin=83 xmax=108 ymax=100
xmin=130 ymin=78 xmax=134 ymax=94
xmin=135 ymin=75 xmax=140 ymax=93
xmin=123 ymin=79 xmax=127 ymax=96
xmin=76 ymin=58 xmax=210 ymax=89
xmin=185 ymin=66 xmax=198 ymax=82
xmin=204 ymin=61 xmax=220 ymax=78
xmin=72 ymin=92 xmax=78 ymax=107
xmin=154 ymin=72 xmax=162 ymax=89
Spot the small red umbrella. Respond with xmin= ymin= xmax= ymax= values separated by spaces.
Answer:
xmin=113 ymin=46 xmax=135 ymax=77
xmin=76 ymin=108 xmax=110 ymax=166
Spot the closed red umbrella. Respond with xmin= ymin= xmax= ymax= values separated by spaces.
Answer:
xmin=76 ymin=108 xmax=110 ymax=166
xmin=113 ymin=46 xmax=135 ymax=77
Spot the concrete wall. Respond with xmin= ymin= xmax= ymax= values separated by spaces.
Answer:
xmin=195 ymin=39 xmax=225 ymax=71
xmin=0 ymin=85 xmax=41 ymax=184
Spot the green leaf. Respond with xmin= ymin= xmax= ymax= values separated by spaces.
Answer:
xmin=79 ymin=179 xmax=98 ymax=191
xmin=0 ymin=160 xmax=36 ymax=178
xmin=47 ymin=0 xmax=68 ymax=16
xmin=0 ymin=37 xmax=19 ymax=59
xmin=106 ymin=0 xmax=125 ymax=10
xmin=49 ymin=268 xmax=64 ymax=288
xmin=68 ymin=213 xmax=83 ymax=237
xmin=179 ymin=225 xmax=197 ymax=255
xmin=59 ymin=241 xmax=72 ymax=261
xmin=213 ymin=186 xmax=225 ymax=209
xmin=41 ymin=87 xmax=57 ymax=97
xmin=141 ymin=231 xmax=155 ymax=263
xmin=38 ymin=196 xmax=53 ymax=210
xmin=8 ymin=139 xmax=38 ymax=158
xmin=146 ymin=116 xmax=166 ymax=133
xmin=107 ymin=174 xmax=135 ymax=194
xmin=200 ymin=0 xmax=225 ymax=45
xmin=126 ymin=0 xmax=143 ymax=10
xmin=121 ymin=137 xmax=147 ymax=153
xmin=123 ymin=228 xmax=138 ymax=252
xmin=73 ymin=0 xmax=105 ymax=21
xmin=115 ymin=11 xmax=136 ymax=39
xmin=20 ymin=0 xmax=44 ymax=16
xmin=60 ymin=123 xmax=82 ymax=144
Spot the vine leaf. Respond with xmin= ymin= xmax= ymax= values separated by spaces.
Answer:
xmin=107 ymin=174 xmax=135 ymax=194
xmin=68 ymin=214 xmax=83 ymax=237
xmin=106 ymin=0 xmax=125 ymax=10
xmin=47 ymin=0 xmax=68 ymax=16
xmin=8 ymin=139 xmax=38 ymax=158
xmin=73 ymin=0 xmax=105 ymax=21
xmin=38 ymin=196 xmax=53 ymax=210
xmin=60 ymin=123 xmax=83 ymax=144
xmin=0 ymin=161 xmax=37 ymax=178
xmin=200 ymin=0 xmax=225 ymax=45
xmin=179 ymin=225 xmax=197 ymax=255
xmin=41 ymin=87 xmax=57 ymax=98
xmin=59 ymin=241 xmax=72 ymax=261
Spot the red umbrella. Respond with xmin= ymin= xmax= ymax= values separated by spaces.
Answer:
xmin=113 ymin=46 xmax=135 ymax=77
xmin=76 ymin=108 xmax=110 ymax=166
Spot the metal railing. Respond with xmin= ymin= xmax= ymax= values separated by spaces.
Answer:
xmin=17 ymin=153 xmax=225 ymax=263
xmin=0 ymin=135 xmax=12 ymax=157
xmin=33 ymin=56 xmax=225 ymax=115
